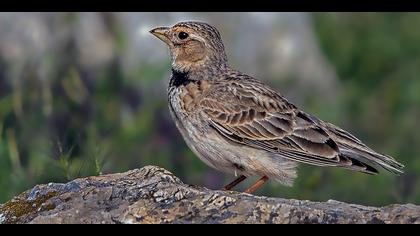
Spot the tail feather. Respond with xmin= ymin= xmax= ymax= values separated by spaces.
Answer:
xmin=337 ymin=153 xmax=379 ymax=175
xmin=340 ymin=147 xmax=404 ymax=175
xmin=322 ymin=121 xmax=404 ymax=175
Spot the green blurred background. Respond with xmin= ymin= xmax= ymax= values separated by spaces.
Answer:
xmin=0 ymin=12 xmax=419 ymax=206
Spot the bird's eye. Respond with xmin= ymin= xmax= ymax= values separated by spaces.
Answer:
xmin=178 ymin=32 xmax=189 ymax=40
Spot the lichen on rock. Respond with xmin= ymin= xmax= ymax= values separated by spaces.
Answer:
xmin=0 ymin=165 xmax=419 ymax=224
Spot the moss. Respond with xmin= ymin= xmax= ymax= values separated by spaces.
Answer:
xmin=0 ymin=190 xmax=58 ymax=224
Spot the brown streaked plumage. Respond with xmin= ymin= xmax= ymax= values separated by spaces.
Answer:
xmin=150 ymin=21 xmax=404 ymax=194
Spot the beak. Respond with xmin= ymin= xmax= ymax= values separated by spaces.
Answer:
xmin=150 ymin=27 xmax=172 ymax=45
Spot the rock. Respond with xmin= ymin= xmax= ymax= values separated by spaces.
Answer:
xmin=0 ymin=165 xmax=419 ymax=224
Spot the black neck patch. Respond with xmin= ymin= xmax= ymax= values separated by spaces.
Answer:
xmin=170 ymin=69 xmax=193 ymax=87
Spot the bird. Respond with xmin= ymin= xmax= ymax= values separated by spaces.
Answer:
xmin=150 ymin=21 xmax=404 ymax=194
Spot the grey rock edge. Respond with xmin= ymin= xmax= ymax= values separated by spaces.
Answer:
xmin=0 ymin=165 xmax=419 ymax=224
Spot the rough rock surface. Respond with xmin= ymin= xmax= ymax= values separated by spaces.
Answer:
xmin=0 ymin=165 xmax=419 ymax=224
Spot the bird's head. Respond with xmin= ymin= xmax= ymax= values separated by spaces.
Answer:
xmin=150 ymin=21 xmax=228 ymax=76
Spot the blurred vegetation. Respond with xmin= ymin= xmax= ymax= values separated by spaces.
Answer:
xmin=0 ymin=13 xmax=419 ymax=206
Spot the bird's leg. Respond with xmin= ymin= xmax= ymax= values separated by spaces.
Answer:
xmin=222 ymin=175 xmax=247 ymax=190
xmin=244 ymin=176 xmax=269 ymax=194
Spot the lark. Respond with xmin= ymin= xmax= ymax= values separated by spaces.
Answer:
xmin=150 ymin=21 xmax=404 ymax=194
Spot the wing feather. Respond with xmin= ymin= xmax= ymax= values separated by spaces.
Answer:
xmin=200 ymin=78 xmax=403 ymax=174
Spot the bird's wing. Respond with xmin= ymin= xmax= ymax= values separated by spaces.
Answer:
xmin=199 ymin=78 xmax=401 ymax=174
